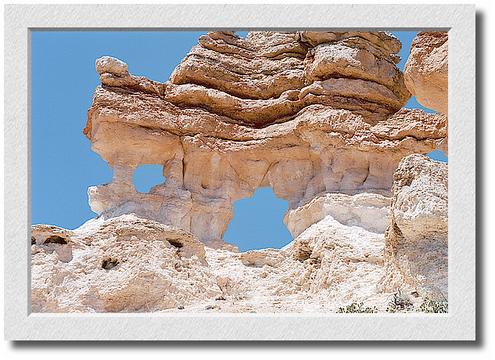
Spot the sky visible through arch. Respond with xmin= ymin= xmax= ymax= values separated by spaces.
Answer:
xmin=31 ymin=31 xmax=447 ymax=251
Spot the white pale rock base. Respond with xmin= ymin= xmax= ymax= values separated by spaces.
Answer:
xmin=31 ymin=191 xmax=432 ymax=313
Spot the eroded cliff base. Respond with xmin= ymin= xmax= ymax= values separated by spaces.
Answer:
xmin=32 ymin=156 xmax=447 ymax=313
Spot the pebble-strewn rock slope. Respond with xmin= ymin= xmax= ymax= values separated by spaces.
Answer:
xmin=32 ymin=31 xmax=448 ymax=312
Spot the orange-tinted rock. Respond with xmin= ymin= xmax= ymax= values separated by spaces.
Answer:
xmin=404 ymin=32 xmax=448 ymax=114
xmin=85 ymin=32 xmax=446 ymax=246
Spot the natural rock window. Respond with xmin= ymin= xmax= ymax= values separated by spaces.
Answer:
xmin=223 ymin=188 xmax=292 ymax=252
xmin=404 ymin=96 xmax=436 ymax=114
xmin=132 ymin=164 xmax=165 ymax=193
xmin=427 ymin=149 xmax=448 ymax=163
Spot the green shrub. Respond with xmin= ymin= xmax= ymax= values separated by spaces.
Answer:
xmin=337 ymin=302 xmax=378 ymax=313
xmin=386 ymin=290 xmax=414 ymax=313
xmin=420 ymin=298 xmax=448 ymax=313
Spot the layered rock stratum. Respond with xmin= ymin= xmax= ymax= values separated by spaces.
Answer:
xmin=32 ymin=31 xmax=448 ymax=312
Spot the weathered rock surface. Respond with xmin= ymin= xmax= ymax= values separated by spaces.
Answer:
xmin=32 ymin=215 xmax=213 ymax=312
xmin=380 ymin=154 xmax=448 ymax=300
xmin=404 ymin=32 xmax=448 ymax=114
xmin=84 ymin=31 xmax=447 ymax=247
xmin=285 ymin=191 xmax=390 ymax=238
xmin=32 ymin=31 xmax=448 ymax=312
xmin=32 ymin=183 xmax=445 ymax=312
xmin=32 ymin=195 xmax=396 ymax=313
xmin=32 ymin=225 xmax=74 ymax=263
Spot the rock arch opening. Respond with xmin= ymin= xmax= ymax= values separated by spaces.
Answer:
xmin=132 ymin=164 xmax=166 ymax=193
xmin=404 ymin=96 xmax=437 ymax=114
xmin=427 ymin=149 xmax=448 ymax=163
xmin=223 ymin=187 xmax=293 ymax=252
xmin=235 ymin=31 xmax=249 ymax=39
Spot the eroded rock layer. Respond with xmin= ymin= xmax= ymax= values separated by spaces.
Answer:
xmin=85 ymin=31 xmax=447 ymax=246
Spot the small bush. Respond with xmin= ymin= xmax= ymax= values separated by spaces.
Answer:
xmin=337 ymin=302 xmax=378 ymax=313
xmin=420 ymin=298 xmax=448 ymax=313
xmin=386 ymin=290 xmax=413 ymax=313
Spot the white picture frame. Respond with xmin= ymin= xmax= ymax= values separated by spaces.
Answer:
xmin=4 ymin=4 xmax=476 ymax=341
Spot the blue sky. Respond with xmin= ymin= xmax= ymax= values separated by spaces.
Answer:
xmin=31 ymin=31 xmax=447 ymax=251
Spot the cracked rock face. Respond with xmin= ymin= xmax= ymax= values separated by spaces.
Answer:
xmin=380 ymin=154 xmax=448 ymax=300
xmin=85 ymin=31 xmax=447 ymax=247
xmin=404 ymin=32 xmax=448 ymax=114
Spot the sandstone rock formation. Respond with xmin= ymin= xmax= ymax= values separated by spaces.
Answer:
xmin=32 ymin=181 xmax=446 ymax=312
xmin=32 ymin=195 xmax=395 ymax=312
xmin=32 ymin=215 xmax=213 ymax=312
xmin=404 ymin=32 xmax=448 ymax=114
xmin=85 ymin=31 xmax=447 ymax=247
xmin=32 ymin=31 xmax=448 ymax=313
xmin=380 ymin=154 xmax=448 ymax=300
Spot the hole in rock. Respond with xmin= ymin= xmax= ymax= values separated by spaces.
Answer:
xmin=101 ymin=257 xmax=120 ymax=270
xmin=132 ymin=164 xmax=166 ymax=193
xmin=404 ymin=96 xmax=436 ymax=114
xmin=427 ymin=149 xmax=448 ymax=163
xmin=167 ymin=239 xmax=183 ymax=249
xmin=223 ymin=187 xmax=293 ymax=252
xmin=294 ymin=242 xmax=312 ymax=262
xmin=235 ymin=31 xmax=249 ymax=39
xmin=31 ymin=236 xmax=37 ymax=245
xmin=43 ymin=235 xmax=68 ymax=245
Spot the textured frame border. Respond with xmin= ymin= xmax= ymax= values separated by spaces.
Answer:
xmin=4 ymin=4 xmax=475 ymax=341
